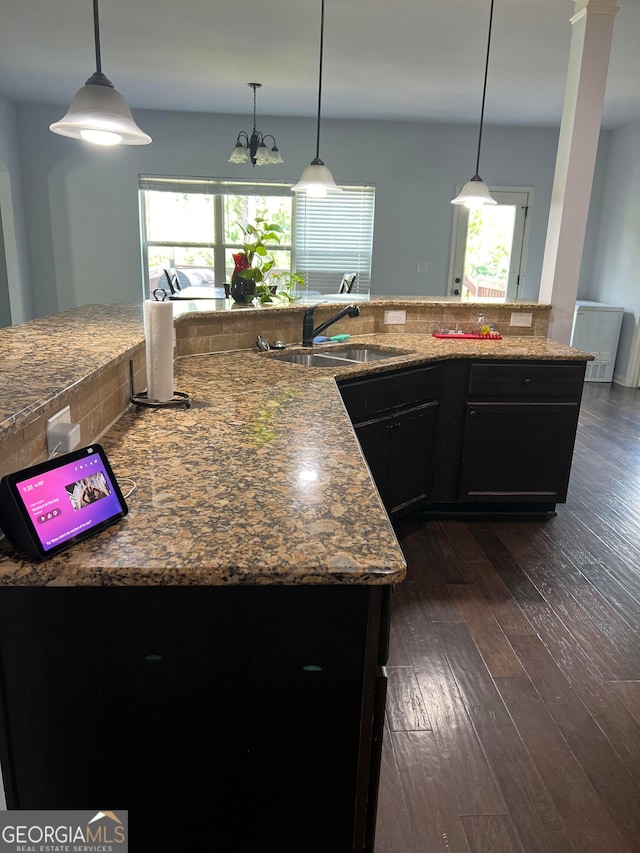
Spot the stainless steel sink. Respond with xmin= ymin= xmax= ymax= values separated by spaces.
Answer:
xmin=272 ymin=352 xmax=358 ymax=367
xmin=328 ymin=347 xmax=403 ymax=362
xmin=271 ymin=346 xmax=405 ymax=367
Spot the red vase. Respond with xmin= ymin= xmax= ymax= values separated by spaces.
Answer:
xmin=230 ymin=253 xmax=255 ymax=304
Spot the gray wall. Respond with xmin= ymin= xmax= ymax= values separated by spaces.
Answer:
xmin=0 ymin=95 xmax=31 ymax=324
xmin=586 ymin=118 xmax=640 ymax=383
xmin=15 ymin=101 xmax=577 ymax=318
xmin=0 ymin=208 xmax=11 ymax=329
xmin=13 ymin=100 xmax=633 ymax=373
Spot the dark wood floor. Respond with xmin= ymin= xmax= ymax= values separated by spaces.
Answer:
xmin=375 ymin=381 xmax=640 ymax=853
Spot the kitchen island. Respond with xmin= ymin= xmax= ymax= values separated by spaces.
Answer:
xmin=0 ymin=345 xmax=405 ymax=852
xmin=0 ymin=301 xmax=591 ymax=851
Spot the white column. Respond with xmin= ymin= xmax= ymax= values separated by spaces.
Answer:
xmin=539 ymin=0 xmax=619 ymax=343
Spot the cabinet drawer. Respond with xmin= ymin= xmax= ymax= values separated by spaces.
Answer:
xmin=339 ymin=365 xmax=442 ymax=422
xmin=468 ymin=362 xmax=586 ymax=399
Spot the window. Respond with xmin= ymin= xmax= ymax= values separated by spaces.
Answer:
xmin=295 ymin=188 xmax=375 ymax=296
xmin=139 ymin=177 xmax=375 ymax=298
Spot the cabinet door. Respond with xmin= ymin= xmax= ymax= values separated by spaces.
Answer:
xmin=459 ymin=402 xmax=581 ymax=502
xmin=355 ymin=402 xmax=438 ymax=516
xmin=386 ymin=402 xmax=438 ymax=515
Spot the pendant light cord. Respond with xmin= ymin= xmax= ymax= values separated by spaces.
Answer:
xmin=252 ymin=83 xmax=258 ymax=134
xmin=93 ymin=0 xmax=102 ymax=74
xmin=314 ymin=0 xmax=326 ymax=160
xmin=474 ymin=0 xmax=495 ymax=177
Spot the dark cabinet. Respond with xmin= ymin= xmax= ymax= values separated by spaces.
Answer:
xmin=0 ymin=584 xmax=391 ymax=853
xmin=339 ymin=365 xmax=442 ymax=518
xmin=339 ymin=357 xmax=587 ymax=518
xmin=459 ymin=402 xmax=582 ymax=502
xmin=354 ymin=402 xmax=438 ymax=515
xmin=458 ymin=361 xmax=586 ymax=507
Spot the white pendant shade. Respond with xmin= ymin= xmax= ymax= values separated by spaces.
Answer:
xmin=228 ymin=143 xmax=249 ymax=164
xmin=50 ymin=79 xmax=151 ymax=146
xmin=254 ymin=143 xmax=271 ymax=166
xmin=451 ymin=175 xmax=497 ymax=208
xmin=292 ymin=161 xmax=342 ymax=196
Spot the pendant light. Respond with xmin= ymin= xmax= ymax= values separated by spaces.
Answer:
xmin=50 ymin=0 xmax=151 ymax=146
xmin=451 ymin=0 xmax=497 ymax=208
xmin=292 ymin=0 xmax=342 ymax=196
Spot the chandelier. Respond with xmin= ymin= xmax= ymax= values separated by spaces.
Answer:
xmin=228 ymin=83 xmax=284 ymax=167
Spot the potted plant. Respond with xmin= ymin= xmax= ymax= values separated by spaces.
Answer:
xmin=257 ymin=270 xmax=305 ymax=305
xmin=231 ymin=218 xmax=303 ymax=304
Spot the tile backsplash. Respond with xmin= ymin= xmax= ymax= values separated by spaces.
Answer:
xmin=1 ymin=300 xmax=550 ymax=479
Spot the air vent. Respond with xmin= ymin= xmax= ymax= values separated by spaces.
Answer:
xmin=585 ymin=359 xmax=610 ymax=382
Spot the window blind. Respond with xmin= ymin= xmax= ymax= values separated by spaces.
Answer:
xmin=139 ymin=176 xmax=293 ymax=197
xmin=294 ymin=187 xmax=375 ymax=295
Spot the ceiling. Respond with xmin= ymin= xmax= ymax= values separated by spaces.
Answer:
xmin=1 ymin=0 xmax=639 ymax=131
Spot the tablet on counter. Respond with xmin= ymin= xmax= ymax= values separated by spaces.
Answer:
xmin=0 ymin=444 xmax=128 ymax=561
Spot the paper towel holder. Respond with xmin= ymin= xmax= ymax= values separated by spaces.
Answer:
xmin=129 ymin=360 xmax=191 ymax=410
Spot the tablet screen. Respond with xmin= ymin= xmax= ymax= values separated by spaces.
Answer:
xmin=4 ymin=445 xmax=127 ymax=558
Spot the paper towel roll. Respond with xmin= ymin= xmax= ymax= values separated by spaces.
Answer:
xmin=144 ymin=299 xmax=174 ymax=403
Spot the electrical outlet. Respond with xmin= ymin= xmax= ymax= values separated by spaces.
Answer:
xmin=46 ymin=405 xmax=81 ymax=454
xmin=510 ymin=312 xmax=533 ymax=327
xmin=417 ymin=262 xmax=428 ymax=273
xmin=384 ymin=310 xmax=407 ymax=325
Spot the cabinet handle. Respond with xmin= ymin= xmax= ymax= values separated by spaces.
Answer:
xmin=522 ymin=377 xmax=532 ymax=385
xmin=469 ymin=409 xmax=476 ymax=417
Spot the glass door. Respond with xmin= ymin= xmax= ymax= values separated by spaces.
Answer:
xmin=449 ymin=189 xmax=532 ymax=302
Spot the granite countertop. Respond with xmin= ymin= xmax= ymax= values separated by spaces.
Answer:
xmin=0 ymin=305 xmax=592 ymax=588
xmin=0 ymin=351 xmax=407 ymax=587
xmin=0 ymin=304 xmax=145 ymax=438
xmin=170 ymin=294 xmax=549 ymax=314
xmin=258 ymin=333 xmax=591 ymax=376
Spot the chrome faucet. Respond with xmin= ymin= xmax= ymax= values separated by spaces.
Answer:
xmin=302 ymin=304 xmax=361 ymax=347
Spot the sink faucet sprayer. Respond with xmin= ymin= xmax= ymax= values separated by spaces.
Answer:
xmin=302 ymin=304 xmax=360 ymax=347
